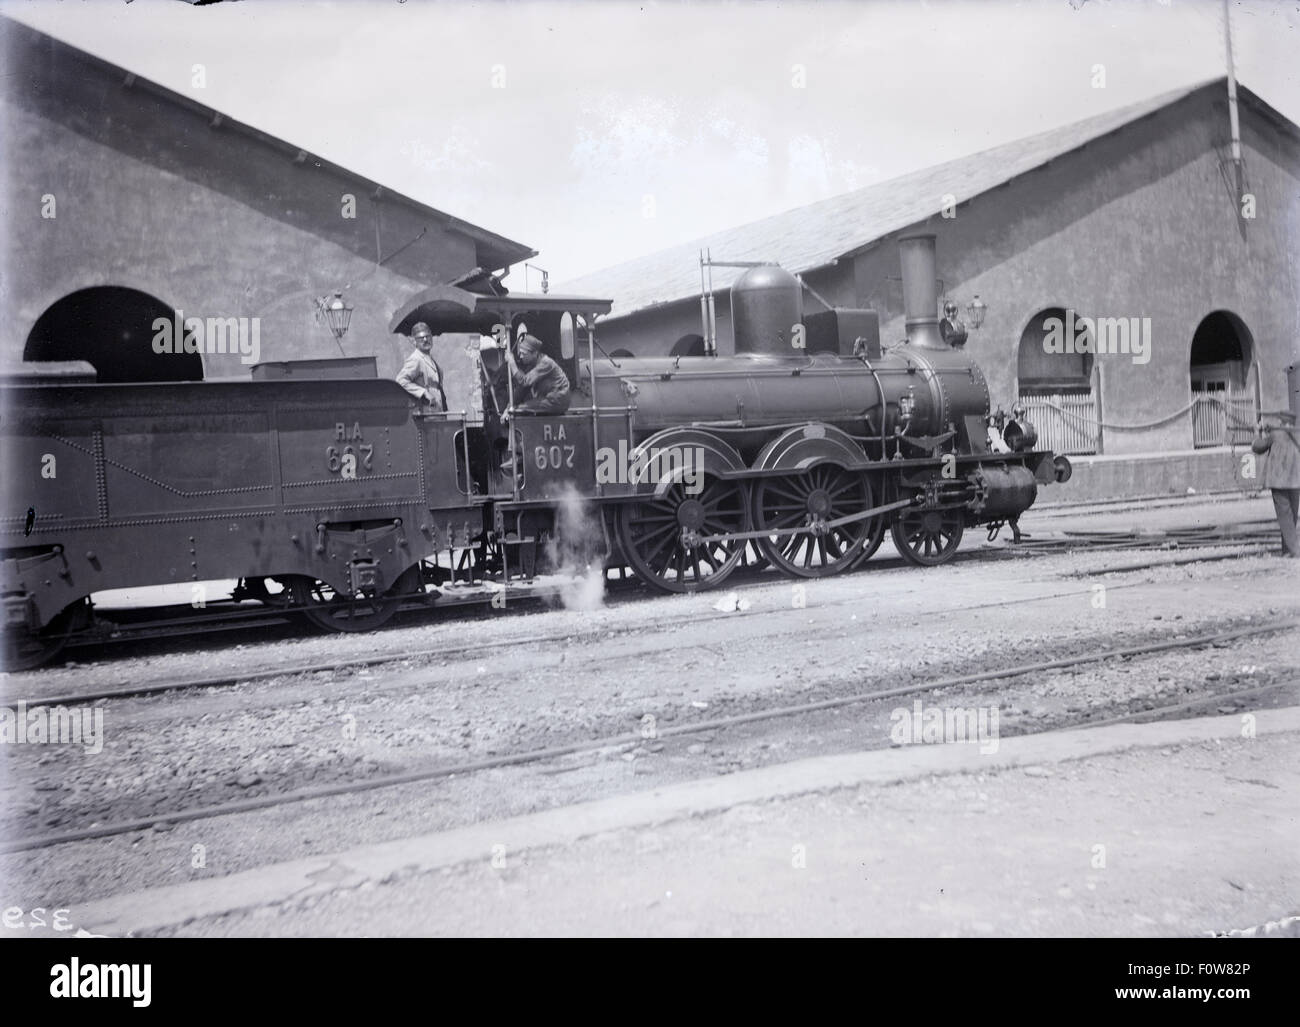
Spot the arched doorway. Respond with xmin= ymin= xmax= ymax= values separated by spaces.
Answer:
xmin=24 ymin=287 xmax=202 ymax=382
xmin=1189 ymin=311 xmax=1255 ymax=447
xmin=1015 ymin=306 xmax=1099 ymax=454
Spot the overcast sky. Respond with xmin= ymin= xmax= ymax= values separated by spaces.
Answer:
xmin=4 ymin=0 xmax=1297 ymax=287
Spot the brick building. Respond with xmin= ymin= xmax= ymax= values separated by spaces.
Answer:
xmin=0 ymin=18 xmax=533 ymax=410
xmin=561 ymin=81 xmax=1300 ymax=498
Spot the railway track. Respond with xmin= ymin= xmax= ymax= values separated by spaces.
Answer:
xmin=6 ymin=540 xmax=1278 ymax=709
xmin=5 ymin=523 xmax=1279 ymax=693
xmin=3 ymin=616 xmax=1293 ymax=856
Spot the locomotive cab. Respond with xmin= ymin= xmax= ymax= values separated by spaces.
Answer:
xmin=387 ymin=282 xmax=619 ymax=503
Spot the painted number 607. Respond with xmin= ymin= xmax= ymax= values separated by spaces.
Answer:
xmin=533 ymin=445 xmax=575 ymax=471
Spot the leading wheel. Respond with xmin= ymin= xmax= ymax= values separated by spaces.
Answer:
xmin=290 ymin=565 xmax=423 ymax=632
xmin=753 ymin=467 xmax=873 ymax=578
xmin=890 ymin=507 xmax=965 ymax=567
xmin=616 ymin=478 xmax=749 ymax=593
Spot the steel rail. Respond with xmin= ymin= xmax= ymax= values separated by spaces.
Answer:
xmin=3 ymin=576 xmax=1157 ymax=708
xmin=4 ymin=618 xmax=1293 ymax=856
xmin=7 ymin=533 xmax=1277 ymax=707
xmin=1064 ymin=680 xmax=1298 ymax=731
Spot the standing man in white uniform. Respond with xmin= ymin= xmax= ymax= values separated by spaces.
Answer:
xmin=395 ymin=321 xmax=447 ymax=413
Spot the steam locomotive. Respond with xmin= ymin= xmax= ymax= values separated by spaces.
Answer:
xmin=2 ymin=234 xmax=1069 ymax=668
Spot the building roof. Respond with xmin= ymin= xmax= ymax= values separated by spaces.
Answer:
xmin=0 ymin=16 xmax=536 ymax=275
xmin=560 ymin=79 xmax=1282 ymax=320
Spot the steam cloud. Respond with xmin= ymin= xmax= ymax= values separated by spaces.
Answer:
xmin=545 ymin=484 xmax=607 ymax=611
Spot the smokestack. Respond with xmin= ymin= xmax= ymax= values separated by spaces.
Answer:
xmin=898 ymin=233 xmax=945 ymax=350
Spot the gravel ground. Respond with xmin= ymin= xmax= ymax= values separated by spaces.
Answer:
xmin=1 ymin=493 xmax=1295 ymax=925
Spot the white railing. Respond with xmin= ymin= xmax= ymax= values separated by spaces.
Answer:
xmin=1192 ymin=385 xmax=1256 ymax=448
xmin=1018 ymin=391 xmax=1099 ymax=455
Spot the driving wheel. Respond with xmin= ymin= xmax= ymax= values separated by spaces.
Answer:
xmin=616 ymin=478 xmax=748 ymax=593
xmin=752 ymin=466 xmax=874 ymax=578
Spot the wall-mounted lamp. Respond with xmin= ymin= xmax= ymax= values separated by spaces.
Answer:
xmin=315 ymin=290 xmax=354 ymax=342
xmin=965 ymin=295 xmax=988 ymax=330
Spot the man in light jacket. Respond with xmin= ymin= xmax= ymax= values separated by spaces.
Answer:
xmin=396 ymin=321 xmax=447 ymax=413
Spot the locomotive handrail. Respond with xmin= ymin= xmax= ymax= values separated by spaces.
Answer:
xmin=605 ymin=366 xmax=868 ymax=381
xmin=656 ymin=419 xmax=888 ymax=441
xmin=413 ymin=409 xmax=471 ymax=421
xmin=857 ymin=352 xmax=890 ymax=459
xmin=695 ymin=496 xmax=918 ymax=545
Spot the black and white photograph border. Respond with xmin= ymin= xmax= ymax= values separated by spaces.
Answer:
xmin=1 ymin=0 xmax=1298 ymax=958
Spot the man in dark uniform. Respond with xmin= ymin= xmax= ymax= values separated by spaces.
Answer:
xmin=1252 ymin=409 xmax=1300 ymax=558
xmin=939 ymin=301 xmax=968 ymax=349
xmin=493 ymin=332 xmax=572 ymax=479
xmin=502 ymin=333 xmax=571 ymax=420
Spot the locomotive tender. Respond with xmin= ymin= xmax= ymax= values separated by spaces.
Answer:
xmin=2 ymin=234 xmax=1069 ymax=668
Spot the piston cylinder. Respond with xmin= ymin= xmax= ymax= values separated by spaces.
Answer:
xmin=966 ymin=464 xmax=1038 ymax=519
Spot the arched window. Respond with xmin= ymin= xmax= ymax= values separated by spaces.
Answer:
xmin=24 ymin=286 xmax=200 ymax=382
xmin=1189 ymin=311 xmax=1256 ymax=447
xmin=1017 ymin=307 xmax=1093 ymax=393
xmin=1190 ymin=311 xmax=1252 ymax=387
xmin=670 ymin=334 xmax=705 ymax=357
xmin=1016 ymin=307 xmax=1099 ymax=455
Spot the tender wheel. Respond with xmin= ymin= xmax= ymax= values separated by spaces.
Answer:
xmin=1 ymin=603 xmax=79 ymax=671
xmin=753 ymin=467 xmax=873 ymax=578
xmin=616 ymin=478 xmax=749 ymax=593
xmin=890 ymin=507 xmax=965 ymax=566
xmin=290 ymin=565 xmax=423 ymax=632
